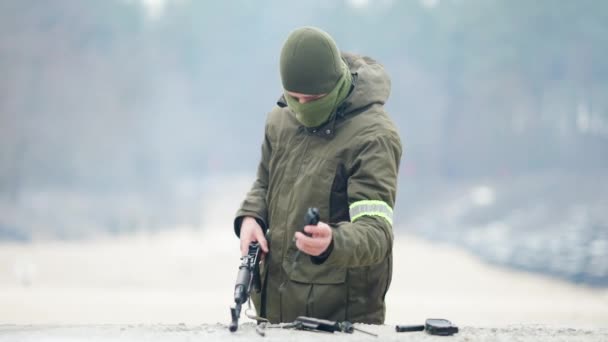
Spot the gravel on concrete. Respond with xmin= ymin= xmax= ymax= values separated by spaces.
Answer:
xmin=1 ymin=324 xmax=607 ymax=342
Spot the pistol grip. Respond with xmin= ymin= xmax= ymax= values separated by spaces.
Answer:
xmin=303 ymin=207 xmax=320 ymax=236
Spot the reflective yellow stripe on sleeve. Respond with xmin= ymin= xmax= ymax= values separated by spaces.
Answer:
xmin=349 ymin=200 xmax=393 ymax=225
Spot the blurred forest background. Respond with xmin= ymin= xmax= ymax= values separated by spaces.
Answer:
xmin=0 ymin=0 xmax=607 ymax=285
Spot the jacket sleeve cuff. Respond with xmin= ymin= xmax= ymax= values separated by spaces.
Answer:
xmin=310 ymin=238 xmax=334 ymax=265
xmin=234 ymin=214 xmax=268 ymax=238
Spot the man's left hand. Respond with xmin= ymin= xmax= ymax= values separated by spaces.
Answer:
xmin=294 ymin=221 xmax=332 ymax=256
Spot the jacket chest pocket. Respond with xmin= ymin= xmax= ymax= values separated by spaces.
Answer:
xmin=293 ymin=157 xmax=337 ymax=221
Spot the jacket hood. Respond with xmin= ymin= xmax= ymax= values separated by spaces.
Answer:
xmin=277 ymin=52 xmax=391 ymax=116
xmin=340 ymin=52 xmax=391 ymax=115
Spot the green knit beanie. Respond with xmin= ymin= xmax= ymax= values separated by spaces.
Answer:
xmin=280 ymin=27 xmax=343 ymax=95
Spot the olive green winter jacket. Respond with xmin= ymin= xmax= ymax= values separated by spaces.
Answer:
xmin=234 ymin=52 xmax=402 ymax=324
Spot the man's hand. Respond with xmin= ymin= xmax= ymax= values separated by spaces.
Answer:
xmin=294 ymin=221 xmax=332 ymax=256
xmin=240 ymin=216 xmax=269 ymax=256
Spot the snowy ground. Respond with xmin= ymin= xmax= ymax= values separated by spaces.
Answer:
xmin=2 ymin=231 xmax=608 ymax=341
xmin=1 ymin=176 xmax=607 ymax=340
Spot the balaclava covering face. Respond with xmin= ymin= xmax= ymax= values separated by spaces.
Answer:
xmin=280 ymin=27 xmax=352 ymax=127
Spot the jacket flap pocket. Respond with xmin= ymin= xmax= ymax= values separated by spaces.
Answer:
xmin=282 ymin=252 xmax=346 ymax=285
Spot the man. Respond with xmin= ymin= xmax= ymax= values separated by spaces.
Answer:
xmin=234 ymin=27 xmax=402 ymax=324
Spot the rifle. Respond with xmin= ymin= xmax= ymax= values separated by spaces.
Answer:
xmin=291 ymin=316 xmax=378 ymax=337
xmin=229 ymin=242 xmax=262 ymax=332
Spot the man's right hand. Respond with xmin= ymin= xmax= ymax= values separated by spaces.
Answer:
xmin=240 ymin=216 xmax=269 ymax=256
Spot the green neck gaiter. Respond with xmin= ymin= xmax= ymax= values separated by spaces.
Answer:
xmin=285 ymin=62 xmax=352 ymax=128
